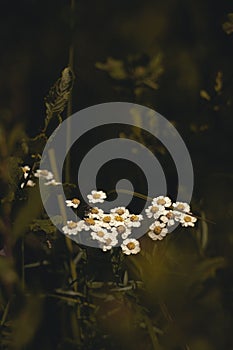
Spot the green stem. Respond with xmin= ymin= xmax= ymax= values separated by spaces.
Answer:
xmin=0 ymin=301 xmax=10 ymax=326
xmin=65 ymin=0 xmax=75 ymax=183
xmin=21 ymin=236 xmax=25 ymax=290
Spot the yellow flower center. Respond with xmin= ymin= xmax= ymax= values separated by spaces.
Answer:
xmin=184 ymin=216 xmax=192 ymax=222
xmin=151 ymin=206 xmax=159 ymax=213
xmin=157 ymin=198 xmax=166 ymax=205
xmin=67 ymin=221 xmax=77 ymax=229
xmin=153 ymin=226 xmax=162 ymax=234
xmin=127 ymin=242 xmax=136 ymax=250
xmin=72 ymin=198 xmax=80 ymax=205
xmin=93 ymin=193 xmax=101 ymax=199
xmin=130 ymin=215 xmax=139 ymax=222
xmin=117 ymin=225 xmax=126 ymax=234
xmin=116 ymin=209 xmax=125 ymax=215
xmin=103 ymin=216 xmax=111 ymax=223
xmin=90 ymin=208 xmax=99 ymax=214
xmin=166 ymin=212 xmax=174 ymax=219
xmin=177 ymin=204 xmax=185 ymax=210
xmin=105 ymin=238 xmax=112 ymax=245
xmin=85 ymin=218 xmax=96 ymax=225
xmin=115 ymin=216 xmax=124 ymax=222
xmin=97 ymin=231 xmax=105 ymax=237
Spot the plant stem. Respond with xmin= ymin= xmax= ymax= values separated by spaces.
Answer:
xmin=65 ymin=0 xmax=76 ymax=183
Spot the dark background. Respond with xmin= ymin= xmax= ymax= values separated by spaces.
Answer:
xmin=0 ymin=0 xmax=233 ymax=349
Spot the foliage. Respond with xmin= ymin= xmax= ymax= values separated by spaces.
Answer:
xmin=0 ymin=2 xmax=232 ymax=350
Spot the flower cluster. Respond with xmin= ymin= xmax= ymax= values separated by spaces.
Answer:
xmin=62 ymin=190 xmax=197 ymax=255
xmin=63 ymin=190 xmax=143 ymax=254
xmin=146 ymin=197 xmax=197 ymax=241
xmin=20 ymin=166 xmax=198 ymax=255
xmin=20 ymin=166 xmax=61 ymax=188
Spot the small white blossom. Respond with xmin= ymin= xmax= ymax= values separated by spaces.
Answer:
xmin=152 ymin=196 xmax=171 ymax=208
xmin=172 ymin=201 xmax=190 ymax=213
xmin=148 ymin=221 xmax=168 ymax=241
xmin=34 ymin=169 xmax=54 ymax=180
xmin=160 ymin=210 xmax=176 ymax=226
xmin=44 ymin=179 xmax=62 ymax=186
xmin=145 ymin=205 xmax=166 ymax=219
xmin=21 ymin=165 xmax=31 ymax=179
xmin=22 ymin=165 xmax=30 ymax=173
xmin=62 ymin=220 xmax=84 ymax=235
xmin=111 ymin=214 xmax=129 ymax=227
xmin=65 ymin=198 xmax=80 ymax=208
xmin=179 ymin=213 xmax=197 ymax=227
xmin=91 ymin=228 xmax=109 ymax=242
xmin=121 ymin=238 xmax=141 ymax=255
xmin=101 ymin=232 xmax=118 ymax=251
xmin=87 ymin=190 xmax=107 ymax=203
xmin=111 ymin=225 xmax=132 ymax=239
xmin=20 ymin=179 xmax=36 ymax=188
xmin=125 ymin=214 xmax=143 ymax=228
xmin=110 ymin=207 xmax=130 ymax=219
xmin=99 ymin=214 xmax=114 ymax=229
xmin=87 ymin=207 xmax=104 ymax=219
xmin=83 ymin=217 xmax=102 ymax=231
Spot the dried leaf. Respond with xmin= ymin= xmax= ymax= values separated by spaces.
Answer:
xmin=223 ymin=13 xmax=233 ymax=34
xmin=200 ymin=90 xmax=211 ymax=101
xmin=43 ymin=67 xmax=75 ymax=131
xmin=214 ymin=71 xmax=223 ymax=93
xmin=95 ymin=57 xmax=127 ymax=80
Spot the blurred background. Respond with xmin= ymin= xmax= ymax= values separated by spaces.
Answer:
xmin=0 ymin=0 xmax=233 ymax=349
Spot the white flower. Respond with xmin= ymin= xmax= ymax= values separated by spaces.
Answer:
xmin=111 ymin=225 xmax=132 ymax=239
xmin=145 ymin=205 xmax=166 ymax=219
xmin=62 ymin=220 xmax=83 ymax=235
xmin=34 ymin=169 xmax=54 ymax=180
xmin=22 ymin=165 xmax=30 ymax=173
xmin=152 ymin=196 xmax=171 ymax=208
xmin=87 ymin=207 xmax=104 ymax=219
xmin=65 ymin=198 xmax=80 ymax=208
xmin=110 ymin=207 xmax=130 ymax=219
xmin=111 ymin=213 xmax=129 ymax=227
xmin=20 ymin=179 xmax=36 ymax=188
xmin=121 ymin=238 xmax=141 ymax=255
xmin=91 ymin=228 xmax=109 ymax=242
xmin=172 ymin=201 xmax=190 ymax=213
xmin=87 ymin=190 xmax=107 ymax=203
xmin=125 ymin=214 xmax=143 ymax=228
xmin=44 ymin=179 xmax=62 ymax=186
xmin=102 ymin=235 xmax=118 ymax=251
xmin=99 ymin=214 xmax=114 ymax=229
xmin=179 ymin=213 xmax=197 ymax=227
xmin=82 ymin=217 xmax=101 ymax=231
xmin=148 ymin=221 xmax=168 ymax=241
xmin=21 ymin=165 xmax=31 ymax=179
xmin=160 ymin=210 xmax=176 ymax=226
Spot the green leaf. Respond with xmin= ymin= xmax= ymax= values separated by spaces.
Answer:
xmin=27 ymin=133 xmax=47 ymax=155
xmin=188 ymin=257 xmax=226 ymax=288
xmin=30 ymin=216 xmax=62 ymax=234
xmin=223 ymin=13 xmax=233 ymax=34
xmin=95 ymin=58 xmax=128 ymax=80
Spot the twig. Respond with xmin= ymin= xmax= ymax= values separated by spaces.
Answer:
xmin=0 ymin=301 xmax=10 ymax=326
